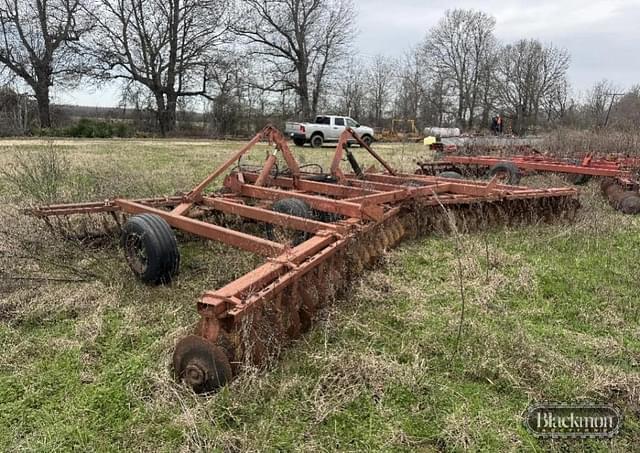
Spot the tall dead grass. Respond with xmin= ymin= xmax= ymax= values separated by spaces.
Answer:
xmin=543 ymin=128 xmax=640 ymax=157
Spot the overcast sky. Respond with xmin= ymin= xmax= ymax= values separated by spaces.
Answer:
xmin=55 ymin=0 xmax=640 ymax=107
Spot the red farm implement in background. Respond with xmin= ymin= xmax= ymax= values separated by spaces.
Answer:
xmin=29 ymin=126 xmax=580 ymax=393
xmin=417 ymin=153 xmax=640 ymax=213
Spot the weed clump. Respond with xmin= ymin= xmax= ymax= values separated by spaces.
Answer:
xmin=0 ymin=142 xmax=69 ymax=204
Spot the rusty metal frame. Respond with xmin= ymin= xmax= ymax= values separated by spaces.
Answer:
xmin=432 ymin=154 xmax=637 ymax=179
xmin=330 ymin=128 xmax=396 ymax=183
xmin=31 ymin=128 xmax=580 ymax=316
xmin=28 ymin=125 xmax=581 ymax=387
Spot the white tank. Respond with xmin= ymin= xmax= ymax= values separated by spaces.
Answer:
xmin=423 ymin=127 xmax=461 ymax=138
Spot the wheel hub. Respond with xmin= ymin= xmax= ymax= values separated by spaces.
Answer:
xmin=172 ymin=335 xmax=233 ymax=393
xmin=124 ymin=233 xmax=147 ymax=274
xmin=184 ymin=363 xmax=207 ymax=387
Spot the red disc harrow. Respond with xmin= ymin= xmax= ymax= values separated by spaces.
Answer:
xmin=417 ymin=153 xmax=640 ymax=213
xmin=30 ymin=126 xmax=580 ymax=393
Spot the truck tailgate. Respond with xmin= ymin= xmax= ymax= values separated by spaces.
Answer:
xmin=284 ymin=122 xmax=302 ymax=135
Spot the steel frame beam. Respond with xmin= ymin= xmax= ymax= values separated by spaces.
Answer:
xmin=115 ymin=199 xmax=286 ymax=256
xmin=440 ymin=155 xmax=635 ymax=178
xmin=224 ymin=174 xmax=386 ymax=221
xmin=200 ymin=197 xmax=344 ymax=235
xmin=172 ymin=125 xmax=301 ymax=216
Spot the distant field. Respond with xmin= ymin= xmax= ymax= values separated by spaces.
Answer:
xmin=0 ymin=138 xmax=638 ymax=451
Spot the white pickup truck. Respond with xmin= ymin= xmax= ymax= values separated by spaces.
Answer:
xmin=285 ymin=115 xmax=375 ymax=148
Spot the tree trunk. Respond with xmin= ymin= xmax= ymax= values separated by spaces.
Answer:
xmin=297 ymin=65 xmax=312 ymax=120
xmin=35 ymin=83 xmax=51 ymax=128
xmin=457 ymin=86 xmax=465 ymax=128
xmin=155 ymin=92 xmax=177 ymax=136
xmin=299 ymin=92 xmax=311 ymax=121
xmin=166 ymin=93 xmax=178 ymax=133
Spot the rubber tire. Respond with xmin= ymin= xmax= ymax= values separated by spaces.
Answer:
xmin=488 ymin=162 xmax=521 ymax=185
xmin=619 ymin=193 xmax=640 ymax=214
xmin=361 ymin=135 xmax=373 ymax=147
xmin=438 ymin=171 xmax=463 ymax=179
xmin=310 ymin=134 xmax=324 ymax=148
xmin=121 ymin=213 xmax=179 ymax=284
xmin=266 ymin=198 xmax=314 ymax=245
xmin=566 ymin=160 xmax=592 ymax=185
xmin=293 ymin=137 xmax=306 ymax=147
xmin=601 ymin=178 xmax=616 ymax=194
xmin=571 ymin=174 xmax=591 ymax=185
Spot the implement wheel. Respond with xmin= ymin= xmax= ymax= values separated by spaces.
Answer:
xmin=121 ymin=213 xmax=179 ymax=284
xmin=266 ymin=198 xmax=314 ymax=245
xmin=173 ymin=335 xmax=232 ymax=394
xmin=566 ymin=160 xmax=592 ymax=185
xmin=488 ymin=162 xmax=521 ymax=185
xmin=438 ymin=171 xmax=463 ymax=179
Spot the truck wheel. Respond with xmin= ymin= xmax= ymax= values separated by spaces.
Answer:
xmin=293 ymin=137 xmax=306 ymax=147
xmin=121 ymin=213 xmax=180 ymax=284
xmin=310 ymin=134 xmax=324 ymax=148
xmin=361 ymin=135 xmax=373 ymax=147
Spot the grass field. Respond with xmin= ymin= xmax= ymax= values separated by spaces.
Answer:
xmin=0 ymin=138 xmax=638 ymax=451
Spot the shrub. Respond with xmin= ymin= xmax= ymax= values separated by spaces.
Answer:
xmin=34 ymin=119 xmax=134 ymax=138
xmin=0 ymin=143 xmax=70 ymax=204
xmin=66 ymin=118 xmax=134 ymax=138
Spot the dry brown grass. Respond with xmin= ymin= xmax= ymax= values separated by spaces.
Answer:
xmin=543 ymin=128 xmax=640 ymax=157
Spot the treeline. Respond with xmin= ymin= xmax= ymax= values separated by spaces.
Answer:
xmin=0 ymin=2 xmax=638 ymax=137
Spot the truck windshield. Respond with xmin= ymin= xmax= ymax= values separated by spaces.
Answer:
xmin=346 ymin=118 xmax=358 ymax=127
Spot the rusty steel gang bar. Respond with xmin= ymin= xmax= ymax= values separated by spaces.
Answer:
xmin=438 ymin=155 xmax=635 ymax=178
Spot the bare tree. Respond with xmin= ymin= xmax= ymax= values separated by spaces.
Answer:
xmin=0 ymin=0 xmax=92 ymax=127
xmin=335 ymin=59 xmax=366 ymax=120
xmin=610 ymin=86 xmax=640 ymax=130
xmin=582 ymin=79 xmax=618 ymax=128
xmin=206 ymin=54 xmax=248 ymax=136
xmin=86 ymin=0 xmax=231 ymax=135
xmin=497 ymin=39 xmax=570 ymax=135
xmin=366 ymin=55 xmax=395 ymax=127
xmin=543 ymin=77 xmax=570 ymax=124
xmin=422 ymin=9 xmax=497 ymax=128
xmin=118 ymin=82 xmax=156 ymax=131
xmin=394 ymin=50 xmax=425 ymax=124
xmin=233 ymin=0 xmax=355 ymax=120
xmin=420 ymin=72 xmax=455 ymax=127
xmin=477 ymin=46 xmax=499 ymax=129
xmin=0 ymin=85 xmax=35 ymax=134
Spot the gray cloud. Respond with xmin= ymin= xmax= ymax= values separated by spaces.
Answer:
xmin=57 ymin=0 xmax=640 ymax=105
xmin=354 ymin=0 xmax=640 ymax=92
